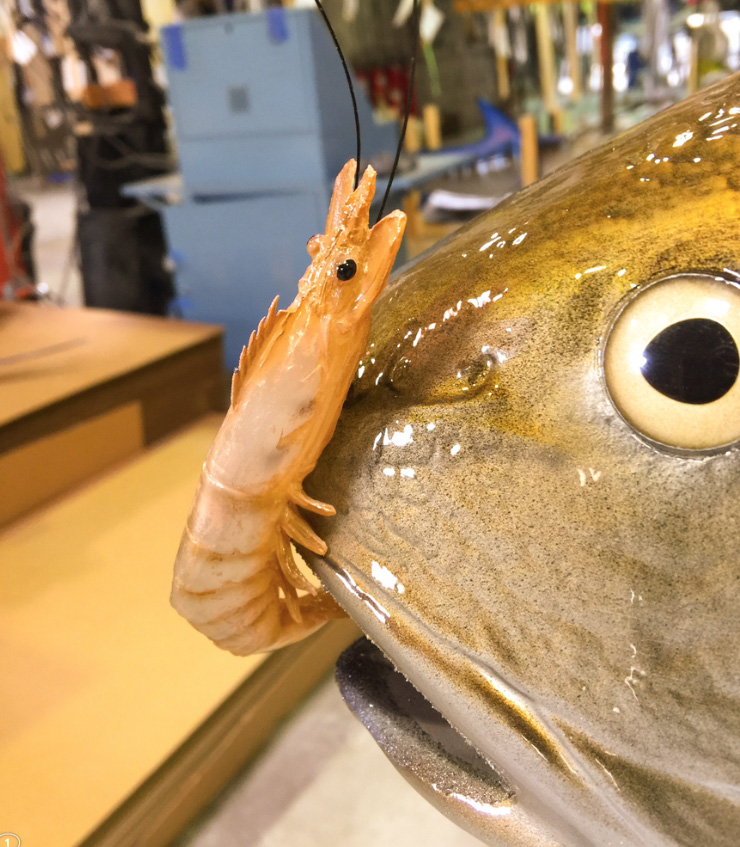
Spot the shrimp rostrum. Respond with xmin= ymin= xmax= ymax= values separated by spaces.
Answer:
xmin=171 ymin=161 xmax=406 ymax=655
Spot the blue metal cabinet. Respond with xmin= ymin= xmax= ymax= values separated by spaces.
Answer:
xmin=163 ymin=189 xmax=327 ymax=369
xmin=148 ymin=9 xmax=397 ymax=364
xmin=161 ymin=10 xmax=396 ymax=195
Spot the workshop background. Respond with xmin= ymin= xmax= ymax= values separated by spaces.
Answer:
xmin=0 ymin=0 xmax=736 ymax=845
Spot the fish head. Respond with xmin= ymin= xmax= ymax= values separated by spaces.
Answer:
xmin=300 ymin=160 xmax=406 ymax=325
xmin=305 ymin=76 xmax=740 ymax=847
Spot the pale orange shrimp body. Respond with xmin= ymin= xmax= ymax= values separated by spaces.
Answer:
xmin=171 ymin=161 xmax=406 ymax=655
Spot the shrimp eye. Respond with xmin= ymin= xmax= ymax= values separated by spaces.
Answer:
xmin=337 ymin=259 xmax=357 ymax=281
xmin=307 ymin=235 xmax=321 ymax=258
xmin=603 ymin=272 xmax=740 ymax=452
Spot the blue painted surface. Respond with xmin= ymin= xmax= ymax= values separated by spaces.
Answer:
xmin=161 ymin=190 xmax=327 ymax=370
xmin=161 ymin=24 xmax=187 ymax=71
xmin=267 ymin=7 xmax=289 ymax=43
xmin=162 ymin=10 xmax=396 ymax=194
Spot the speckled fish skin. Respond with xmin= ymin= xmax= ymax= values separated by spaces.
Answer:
xmin=305 ymin=74 xmax=740 ymax=847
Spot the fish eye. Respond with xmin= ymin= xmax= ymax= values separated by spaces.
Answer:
xmin=337 ymin=259 xmax=357 ymax=281
xmin=602 ymin=272 xmax=740 ymax=452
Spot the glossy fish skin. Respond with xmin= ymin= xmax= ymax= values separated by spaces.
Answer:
xmin=305 ymin=75 xmax=740 ymax=846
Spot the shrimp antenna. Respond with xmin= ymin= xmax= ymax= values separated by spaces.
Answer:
xmin=375 ymin=0 xmax=421 ymax=224
xmin=313 ymin=0 xmax=361 ymax=190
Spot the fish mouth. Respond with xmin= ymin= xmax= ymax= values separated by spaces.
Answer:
xmin=336 ymin=638 xmax=552 ymax=847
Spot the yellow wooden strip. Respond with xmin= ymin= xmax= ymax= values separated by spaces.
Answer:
xmin=0 ymin=415 xmax=261 ymax=847
xmin=0 ymin=402 xmax=144 ymax=527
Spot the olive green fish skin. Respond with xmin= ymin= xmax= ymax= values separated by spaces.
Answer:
xmin=307 ymin=75 xmax=740 ymax=846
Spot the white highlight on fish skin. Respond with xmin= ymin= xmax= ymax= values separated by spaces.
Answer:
xmin=427 ymin=422 xmax=436 ymax=431
xmin=383 ymin=424 xmax=414 ymax=447
xmin=447 ymin=793 xmax=513 ymax=817
xmin=479 ymin=233 xmax=500 ymax=251
xmin=400 ymin=467 xmax=415 ymax=479
xmin=371 ymin=560 xmax=406 ymax=594
xmin=595 ymin=758 xmax=621 ymax=791
xmin=585 ymin=265 xmax=606 ymax=274
xmin=334 ymin=567 xmax=389 ymax=624
xmin=617 ymin=268 xmax=626 ymax=277
xmin=513 ymin=232 xmax=527 ymax=245
xmin=451 ymin=444 xmax=461 ymax=456
xmin=468 ymin=290 xmax=492 ymax=308
xmin=578 ymin=468 xmax=602 ymax=486
xmin=383 ymin=467 xmax=396 ymax=477
xmin=673 ymin=130 xmax=693 ymax=147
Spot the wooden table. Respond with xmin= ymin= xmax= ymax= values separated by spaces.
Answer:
xmin=0 ymin=302 xmax=225 ymax=525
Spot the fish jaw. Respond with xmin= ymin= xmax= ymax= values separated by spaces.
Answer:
xmin=336 ymin=638 xmax=567 ymax=847
xmin=315 ymin=553 xmax=662 ymax=847
xmin=306 ymin=74 xmax=740 ymax=846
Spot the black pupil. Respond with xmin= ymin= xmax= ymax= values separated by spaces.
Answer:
xmin=641 ymin=318 xmax=739 ymax=404
xmin=337 ymin=259 xmax=357 ymax=281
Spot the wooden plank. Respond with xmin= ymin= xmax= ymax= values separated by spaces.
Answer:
xmin=78 ymin=618 xmax=361 ymax=847
xmin=563 ymin=1 xmax=582 ymax=100
xmin=519 ymin=114 xmax=539 ymax=186
xmin=535 ymin=4 xmax=558 ymax=117
xmin=455 ymin=0 xmax=633 ymax=10
xmin=0 ymin=303 xmax=223 ymax=429
xmin=0 ymin=303 xmax=225 ymax=454
xmin=0 ymin=417 xmax=256 ymax=847
xmin=0 ymin=402 xmax=144 ymax=527
xmin=598 ymin=2 xmax=615 ymax=132
xmin=493 ymin=9 xmax=510 ymax=100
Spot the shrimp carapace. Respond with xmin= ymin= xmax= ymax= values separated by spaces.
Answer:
xmin=171 ymin=160 xmax=406 ymax=655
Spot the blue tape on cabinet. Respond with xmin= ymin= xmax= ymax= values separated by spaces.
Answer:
xmin=162 ymin=24 xmax=187 ymax=71
xmin=266 ymin=7 xmax=289 ymax=43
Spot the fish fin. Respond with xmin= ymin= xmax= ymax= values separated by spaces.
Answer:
xmin=289 ymin=484 xmax=336 ymax=517
xmin=230 ymin=295 xmax=286 ymax=407
xmin=282 ymin=506 xmax=328 ymax=556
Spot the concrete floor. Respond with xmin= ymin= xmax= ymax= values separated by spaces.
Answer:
xmin=11 ymin=176 xmax=83 ymax=307
xmin=173 ymin=675 xmax=484 ymax=847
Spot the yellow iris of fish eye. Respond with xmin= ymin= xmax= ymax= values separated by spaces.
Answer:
xmin=602 ymin=273 xmax=740 ymax=452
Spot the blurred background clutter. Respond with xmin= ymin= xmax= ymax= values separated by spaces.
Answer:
xmin=1 ymin=0 xmax=738 ymax=845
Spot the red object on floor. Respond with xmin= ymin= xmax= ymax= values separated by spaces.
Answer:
xmin=0 ymin=150 xmax=26 ymax=292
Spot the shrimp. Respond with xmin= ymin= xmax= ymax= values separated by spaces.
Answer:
xmin=171 ymin=160 xmax=406 ymax=655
